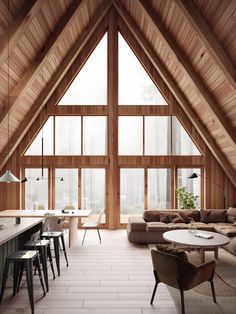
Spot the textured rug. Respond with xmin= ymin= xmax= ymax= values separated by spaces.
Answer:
xmin=168 ymin=249 xmax=236 ymax=314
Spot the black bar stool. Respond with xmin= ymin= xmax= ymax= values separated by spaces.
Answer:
xmin=41 ymin=231 xmax=69 ymax=276
xmin=0 ymin=250 xmax=46 ymax=314
xmin=24 ymin=239 xmax=56 ymax=292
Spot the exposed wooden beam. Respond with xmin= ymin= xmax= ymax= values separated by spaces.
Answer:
xmin=0 ymin=0 xmax=88 ymax=131
xmin=113 ymin=0 xmax=236 ymax=187
xmin=138 ymin=0 xmax=236 ymax=146
xmin=0 ymin=0 xmax=43 ymax=68
xmin=0 ymin=0 xmax=112 ymax=171
xmin=177 ymin=0 xmax=236 ymax=92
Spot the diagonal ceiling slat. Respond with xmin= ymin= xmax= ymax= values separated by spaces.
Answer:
xmin=113 ymin=0 xmax=236 ymax=187
xmin=0 ymin=0 xmax=88 ymax=132
xmin=0 ymin=0 xmax=43 ymax=68
xmin=0 ymin=0 xmax=112 ymax=171
xmin=138 ymin=0 xmax=236 ymax=146
xmin=177 ymin=0 xmax=236 ymax=92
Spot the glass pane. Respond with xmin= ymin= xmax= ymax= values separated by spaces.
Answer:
xmin=55 ymin=169 xmax=78 ymax=209
xmin=118 ymin=33 xmax=167 ymax=105
xmin=148 ymin=169 xmax=171 ymax=209
xmin=81 ymin=168 xmax=106 ymax=223
xmin=55 ymin=116 xmax=81 ymax=155
xmin=58 ymin=34 xmax=107 ymax=105
xmin=25 ymin=117 xmax=53 ymax=155
xmin=83 ymin=116 xmax=107 ymax=155
xmin=120 ymin=168 xmax=144 ymax=223
xmin=177 ymin=168 xmax=201 ymax=209
xmin=145 ymin=116 xmax=171 ymax=155
xmin=24 ymin=168 xmax=48 ymax=209
xmin=172 ymin=117 xmax=201 ymax=155
xmin=119 ymin=116 xmax=143 ymax=155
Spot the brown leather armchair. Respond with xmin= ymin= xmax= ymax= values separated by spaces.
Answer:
xmin=150 ymin=248 xmax=216 ymax=314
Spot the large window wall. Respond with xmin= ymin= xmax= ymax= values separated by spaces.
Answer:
xmin=22 ymin=24 xmax=205 ymax=228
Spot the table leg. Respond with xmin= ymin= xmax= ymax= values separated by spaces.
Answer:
xmin=69 ymin=217 xmax=78 ymax=248
xmin=214 ymin=248 xmax=218 ymax=259
xmin=200 ymin=249 xmax=205 ymax=263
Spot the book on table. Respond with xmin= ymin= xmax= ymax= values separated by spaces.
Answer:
xmin=194 ymin=232 xmax=214 ymax=239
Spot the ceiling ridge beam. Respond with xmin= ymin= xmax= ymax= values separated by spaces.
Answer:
xmin=112 ymin=0 xmax=236 ymax=187
xmin=177 ymin=0 xmax=236 ymax=92
xmin=0 ymin=0 xmax=112 ymax=171
xmin=137 ymin=0 xmax=236 ymax=146
xmin=0 ymin=0 xmax=88 ymax=131
xmin=0 ymin=0 xmax=43 ymax=68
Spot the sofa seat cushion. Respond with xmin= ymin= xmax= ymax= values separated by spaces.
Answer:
xmin=194 ymin=222 xmax=216 ymax=231
xmin=147 ymin=222 xmax=170 ymax=231
xmin=214 ymin=224 xmax=236 ymax=237
xmin=168 ymin=223 xmax=189 ymax=229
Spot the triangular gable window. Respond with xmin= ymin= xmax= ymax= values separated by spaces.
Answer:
xmin=118 ymin=33 xmax=167 ymax=105
xmin=58 ymin=33 xmax=107 ymax=105
xmin=25 ymin=117 xmax=53 ymax=155
xmin=172 ymin=117 xmax=201 ymax=155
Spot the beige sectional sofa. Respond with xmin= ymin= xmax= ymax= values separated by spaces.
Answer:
xmin=127 ymin=207 xmax=236 ymax=256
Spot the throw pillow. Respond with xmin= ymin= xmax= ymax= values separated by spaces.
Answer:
xmin=179 ymin=212 xmax=192 ymax=223
xmin=172 ymin=217 xmax=185 ymax=223
xmin=160 ymin=215 xmax=171 ymax=223
xmin=226 ymin=208 xmax=236 ymax=223
xmin=156 ymin=245 xmax=188 ymax=261
xmin=143 ymin=210 xmax=160 ymax=222
xmin=200 ymin=209 xmax=227 ymax=223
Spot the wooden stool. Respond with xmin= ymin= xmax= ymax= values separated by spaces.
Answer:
xmin=24 ymin=239 xmax=56 ymax=292
xmin=41 ymin=231 xmax=69 ymax=276
xmin=0 ymin=250 xmax=46 ymax=314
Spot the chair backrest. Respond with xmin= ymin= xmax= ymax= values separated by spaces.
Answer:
xmin=97 ymin=208 xmax=105 ymax=225
xmin=151 ymin=249 xmax=195 ymax=289
xmin=42 ymin=217 xmax=62 ymax=232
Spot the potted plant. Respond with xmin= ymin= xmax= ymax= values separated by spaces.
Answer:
xmin=176 ymin=186 xmax=199 ymax=209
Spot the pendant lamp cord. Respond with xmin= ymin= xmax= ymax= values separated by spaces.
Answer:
xmin=7 ymin=0 xmax=10 ymax=168
xmin=41 ymin=67 xmax=44 ymax=179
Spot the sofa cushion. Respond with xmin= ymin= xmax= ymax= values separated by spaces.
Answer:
xmin=147 ymin=222 xmax=169 ymax=231
xmin=214 ymin=225 xmax=236 ymax=237
xmin=200 ymin=209 xmax=227 ymax=223
xmin=143 ymin=210 xmax=160 ymax=222
xmin=226 ymin=208 xmax=236 ymax=223
xmin=156 ymin=245 xmax=188 ymax=261
xmin=128 ymin=217 xmax=146 ymax=231
xmin=172 ymin=217 xmax=185 ymax=223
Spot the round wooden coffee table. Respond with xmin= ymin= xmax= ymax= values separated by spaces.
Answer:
xmin=163 ymin=229 xmax=229 ymax=263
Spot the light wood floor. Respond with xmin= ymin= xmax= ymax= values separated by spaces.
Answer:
xmin=0 ymin=229 xmax=177 ymax=314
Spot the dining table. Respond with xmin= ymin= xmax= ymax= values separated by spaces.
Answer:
xmin=0 ymin=209 xmax=92 ymax=247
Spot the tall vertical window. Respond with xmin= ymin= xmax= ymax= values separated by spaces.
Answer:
xmin=81 ymin=168 xmax=106 ymax=223
xmin=172 ymin=117 xmax=200 ymax=155
xmin=118 ymin=33 xmax=167 ymax=105
xmin=55 ymin=169 xmax=78 ymax=209
xmin=148 ymin=169 xmax=171 ymax=209
xmin=24 ymin=168 xmax=48 ymax=209
xmin=120 ymin=168 xmax=144 ymax=223
xmin=83 ymin=116 xmax=107 ymax=155
xmin=177 ymin=168 xmax=201 ymax=209
xmin=119 ymin=116 xmax=143 ymax=155
xmin=58 ymin=34 xmax=107 ymax=105
xmin=55 ymin=116 xmax=81 ymax=155
xmin=25 ymin=117 xmax=53 ymax=155
xmin=145 ymin=116 xmax=171 ymax=155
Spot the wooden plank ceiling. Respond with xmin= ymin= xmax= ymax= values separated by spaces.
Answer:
xmin=0 ymin=0 xmax=235 ymax=184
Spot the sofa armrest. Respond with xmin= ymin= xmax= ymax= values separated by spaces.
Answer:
xmin=128 ymin=217 xmax=147 ymax=231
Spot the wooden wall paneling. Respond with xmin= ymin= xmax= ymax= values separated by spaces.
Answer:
xmin=138 ymin=0 xmax=236 ymax=147
xmin=0 ymin=0 xmax=112 ymax=172
xmin=107 ymin=7 xmax=119 ymax=229
xmin=113 ymin=0 xmax=236 ymax=188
